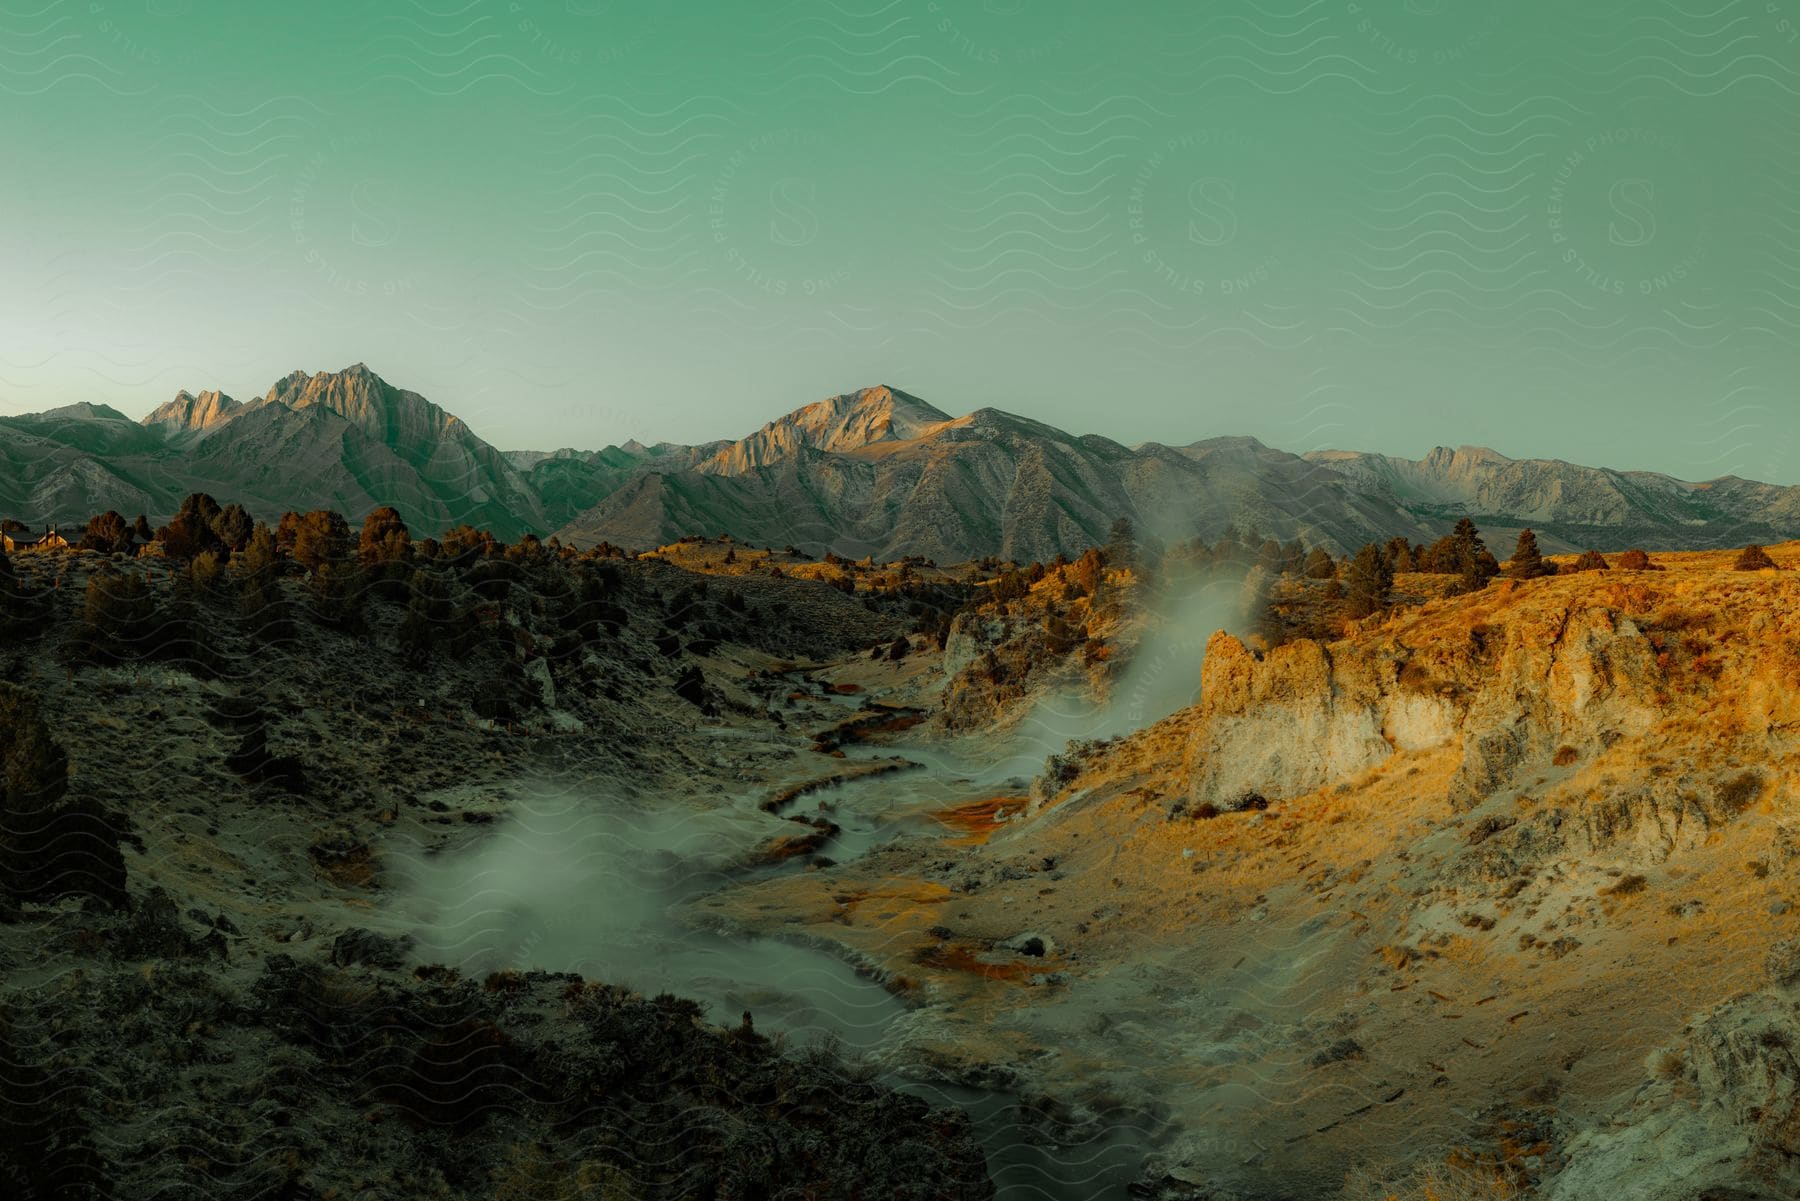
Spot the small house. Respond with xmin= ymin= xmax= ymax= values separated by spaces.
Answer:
xmin=1 ymin=525 xmax=69 ymax=554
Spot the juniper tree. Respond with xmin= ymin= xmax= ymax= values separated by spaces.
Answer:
xmin=78 ymin=510 xmax=131 ymax=555
xmin=1736 ymin=544 xmax=1778 ymax=571
xmin=211 ymin=503 xmax=254 ymax=555
xmin=291 ymin=509 xmax=352 ymax=574
xmin=237 ymin=521 xmax=295 ymax=643
xmin=0 ymin=682 xmax=125 ymax=905
xmin=358 ymin=506 xmax=412 ymax=567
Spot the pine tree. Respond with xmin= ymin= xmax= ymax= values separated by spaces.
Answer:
xmin=1453 ymin=519 xmax=1498 ymax=591
xmin=1303 ymin=547 xmax=1337 ymax=580
xmin=1505 ymin=529 xmax=1555 ymax=579
xmin=1385 ymin=537 xmax=1414 ymax=573
xmin=1345 ymin=543 xmax=1394 ymax=618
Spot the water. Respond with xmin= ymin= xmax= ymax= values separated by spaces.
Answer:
xmin=390 ymin=761 xmax=1156 ymax=1198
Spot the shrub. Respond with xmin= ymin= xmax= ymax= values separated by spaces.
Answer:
xmin=1735 ymin=544 xmax=1778 ymax=571
xmin=81 ymin=568 xmax=154 ymax=659
xmin=189 ymin=549 xmax=227 ymax=597
xmin=399 ymin=568 xmax=454 ymax=666
xmin=0 ymin=547 xmax=35 ymax=635
xmin=0 ymin=1006 xmax=111 ymax=1199
xmin=1617 ymin=548 xmax=1654 ymax=571
xmin=0 ymin=683 xmax=126 ymax=906
xmin=308 ymin=560 xmax=367 ymax=633
xmin=1598 ymin=873 xmax=1648 ymax=897
xmin=887 ymin=635 xmax=911 ymax=661
xmin=1570 ymin=550 xmax=1609 ymax=572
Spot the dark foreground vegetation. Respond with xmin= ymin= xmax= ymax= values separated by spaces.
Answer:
xmin=0 ymin=495 xmax=992 ymax=1201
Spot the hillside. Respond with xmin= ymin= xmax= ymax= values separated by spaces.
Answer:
xmin=701 ymin=546 xmax=1800 ymax=1199
xmin=0 ymin=540 xmax=987 ymax=1200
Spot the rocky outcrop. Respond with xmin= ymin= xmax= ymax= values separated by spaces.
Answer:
xmin=1544 ymin=951 xmax=1800 ymax=1200
xmin=141 ymin=388 xmax=241 ymax=438
xmin=1186 ymin=585 xmax=1664 ymax=811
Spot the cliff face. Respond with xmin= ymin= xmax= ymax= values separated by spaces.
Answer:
xmin=1187 ymin=578 xmax=1685 ymax=817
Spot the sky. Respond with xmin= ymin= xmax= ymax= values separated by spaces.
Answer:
xmin=2 ymin=0 xmax=1797 ymax=482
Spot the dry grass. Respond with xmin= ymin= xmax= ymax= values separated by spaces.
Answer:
xmin=1344 ymin=1161 xmax=1525 ymax=1201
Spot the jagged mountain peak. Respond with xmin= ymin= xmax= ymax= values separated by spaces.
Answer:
xmin=698 ymin=385 xmax=954 ymax=476
xmin=254 ymin=364 xmax=467 ymax=447
xmin=143 ymin=387 xmax=241 ymax=436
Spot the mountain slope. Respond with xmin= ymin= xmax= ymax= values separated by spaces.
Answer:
xmin=697 ymin=385 xmax=953 ymax=476
xmin=555 ymin=402 xmax=1436 ymax=561
xmin=2 ymin=365 xmax=547 ymax=539
xmin=1309 ymin=445 xmax=1800 ymax=550
xmin=5 ymin=372 xmax=1800 ymax=558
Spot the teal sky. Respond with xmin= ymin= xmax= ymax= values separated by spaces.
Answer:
xmin=3 ymin=1 xmax=1797 ymax=481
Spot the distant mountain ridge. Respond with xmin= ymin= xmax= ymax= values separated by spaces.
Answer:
xmin=2 ymin=364 xmax=1796 ymax=559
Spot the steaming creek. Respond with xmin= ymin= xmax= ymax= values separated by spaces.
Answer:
xmin=397 ymin=685 xmax=1154 ymax=1197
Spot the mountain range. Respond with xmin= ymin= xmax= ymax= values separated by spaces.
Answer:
xmin=2 ymin=363 xmax=1795 ymax=560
